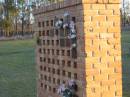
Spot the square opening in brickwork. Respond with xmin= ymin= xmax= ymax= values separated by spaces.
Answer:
xmin=60 ymin=18 xmax=63 ymax=22
xmin=53 ymin=78 xmax=56 ymax=84
xmin=39 ymin=48 xmax=42 ymax=53
xmin=57 ymin=69 xmax=60 ymax=75
xmin=47 ymin=40 xmax=50 ymax=45
xmin=53 ymin=88 xmax=56 ymax=93
xmin=56 ymin=50 xmax=59 ymax=55
xmin=74 ymin=62 xmax=77 ymax=68
xmin=50 ymin=29 xmax=54 ymax=37
xmin=44 ymin=75 xmax=47 ymax=81
xmin=51 ymin=20 xmax=54 ymax=26
xmin=57 ymin=60 xmax=60 ymax=65
xmin=52 ymin=59 xmax=55 ymax=64
xmin=44 ymin=66 xmax=46 ymax=71
xmin=40 ymin=57 xmax=42 ymax=62
xmin=63 ymin=80 xmax=66 ymax=84
xmin=41 ymin=83 xmax=43 ymax=87
xmin=48 ymin=58 xmax=51 ymax=63
xmin=48 ymin=76 xmax=51 ymax=82
xmin=52 ymin=49 xmax=54 ymax=55
xmin=38 ymin=22 xmax=41 ymax=27
xmin=49 ymin=86 xmax=51 ymax=91
xmin=56 ymin=40 xmax=59 ymax=46
xmin=48 ymin=67 xmax=51 ymax=73
xmin=67 ymin=50 xmax=71 ymax=56
xmin=48 ymin=49 xmax=50 ymax=55
xmin=72 ymin=17 xmax=76 ymax=23
xmin=72 ymin=48 xmax=77 ymax=59
xmin=66 ymin=38 xmax=71 ymax=47
xmin=62 ymin=70 xmax=66 ymax=76
xmin=52 ymin=68 xmax=55 ymax=74
xmin=43 ymin=58 xmax=46 ymax=63
xmin=57 ymin=79 xmax=60 ymax=85
xmin=55 ymin=29 xmax=59 ymax=36
xmin=39 ymin=31 xmax=42 ymax=36
xmin=68 ymin=72 xmax=71 ymax=78
xmin=37 ymin=38 xmax=41 ymax=46
xmin=60 ymin=29 xmax=65 ymax=37
xmin=40 ymin=65 xmax=43 ymax=71
xmin=60 ymin=39 xmax=65 ymax=47
xmin=67 ymin=61 xmax=71 ymax=67
xmin=46 ymin=30 xmax=50 ymax=36
xmin=43 ymin=49 xmax=46 ymax=54
xmin=42 ymin=21 xmax=45 ymax=27
xmin=74 ymin=73 xmax=78 ymax=79
xmin=52 ymin=40 xmax=54 ymax=45
xmin=62 ymin=60 xmax=65 ymax=67
xmin=42 ymin=30 xmax=45 ymax=36
xmin=44 ymin=85 xmax=47 ymax=90
xmin=40 ymin=74 xmax=43 ymax=80
xmin=64 ymin=29 xmax=69 ymax=36
xmin=46 ymin=21 xmax=49 ymax=26
xmin=43 ymin=40 xmax=45 ymax=45
xmin=62 ymin=50 xmax=65 ymax=56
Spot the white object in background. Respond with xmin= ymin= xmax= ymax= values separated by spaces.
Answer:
xmin=55 ymin=20 xmax=63 ymax=29
xmin=57 ymin=84 xmax=66 ymax=94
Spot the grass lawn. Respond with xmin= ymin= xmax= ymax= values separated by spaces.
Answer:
xmin=122 ymin=31 xmax=130 ymax=97
xmin=0 ymin=39 xmax=36 ymax=97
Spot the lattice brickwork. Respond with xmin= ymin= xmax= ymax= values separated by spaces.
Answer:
xmin=34 ymin=0 xmax=122 ymax=97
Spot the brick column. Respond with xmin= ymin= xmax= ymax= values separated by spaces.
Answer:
xmin=82 ymin=0 xmax=122 ymax=97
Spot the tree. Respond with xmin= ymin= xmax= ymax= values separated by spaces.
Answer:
xmin=0 ymin=0 xmax=19 ymax=36
xmin=122 ymin=0 xmax=130 ymax=26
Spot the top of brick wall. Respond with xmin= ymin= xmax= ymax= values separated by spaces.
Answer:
xmin=82 ymin=0 xmax=120 ymax=4
xmin=33 ymin=0 xmax=120 ymax=15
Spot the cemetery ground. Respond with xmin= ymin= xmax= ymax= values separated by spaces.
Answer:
xmin=0 ymin=31 xmax=129 ymax=97
xmin=0 ymin=39 xmax=36 ymax=97
xmin=122 ymin=31 xmax=130 ymax=97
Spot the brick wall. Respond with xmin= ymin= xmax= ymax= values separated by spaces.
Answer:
xmin=83 ymin=0 xmax=122 ymax=97
xmin=34 ymin=0 xmax=122 ymax=97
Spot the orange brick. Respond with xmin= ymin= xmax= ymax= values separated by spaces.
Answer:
xmin=107 ymin=15 xmax=120 ymax=22
xmin=86 ymin=69 xmax=100 ymax=76
xmin=108 ymin=27 xmax=121 ymax=33
xmin=101 ymin=67 xmax=115 ymax=74
xmin=83 ymin=4 xmax=92 ymax=9
xmin=107 ymin=39 xmax=120 ymax=45
xmin=101 ymin=80 xmax=115 ymax=86
xmin=84 ymin=33 xmax=99 ymax=39
xmin=92 ymin=4 xmax=106 ymax=9
xmin=106 ymin=4 xmax=120 ymax=10
xmin=94 ymin=27 xmax=108 ymax=33
xmin=99 ymin=21 xmax=113 ymax=27
xmin=99 ymin=9 xmax=113 ymax=15
xmin=95 ymin=74 xmax=108 ymax=81
xmin=98 ymin=0 xmax=109 ymax=3
xmin=92 ymin=15 xmax=107 ymax=21
xmin=101 ymin=56 xmax=114 ymax=63
xmin=85 ymin=57 xmax=100 ymax=64
xmin=84 ymin=21 xmax=98 ymax=27
xmin=99 ymin=33 xmax=114 ymax=39
xmin=84 ymin=10 xmax=98 ymax=15
xmin=108 ymin=49 xmax=121 ymax=56
xmin=82 ymin=0 xmax=97 ymax=3
xmin=109 ymin=73 xmax=122 ymax=80
xmin=109 ymin=0 xmax=121 ymax=3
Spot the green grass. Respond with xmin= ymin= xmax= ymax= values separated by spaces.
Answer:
xmin=122 ymin=31 xmax=130 ymax=97
xmin=0 ymin=39 xmax=36 ymax=97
